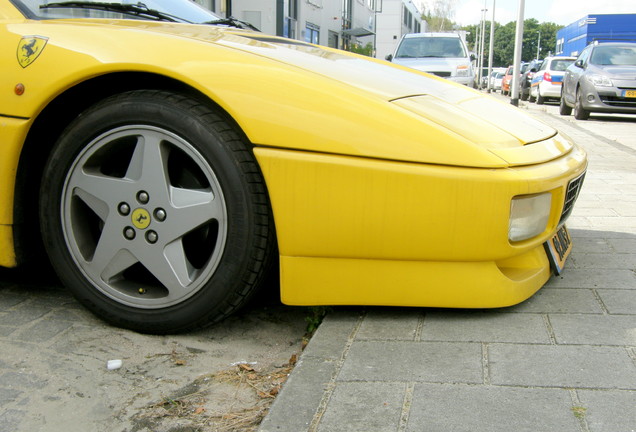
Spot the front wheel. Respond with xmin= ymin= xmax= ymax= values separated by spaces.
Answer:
xmin=559 ymin=90 xmax=572 ymax=116
xmin=40 ymin=90 xmax=275 ymax=333
xmin=573 ymin=87 xmax=590 ymax=120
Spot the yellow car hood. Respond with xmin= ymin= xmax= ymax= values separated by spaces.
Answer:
xmin=211 ymin=32 xmax=558 ymax=144
xmin=175 ymin=28 xmax=568 ymax=166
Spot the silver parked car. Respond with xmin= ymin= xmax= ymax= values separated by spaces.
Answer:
xmin=560 ymin=42 xmax=636 ymax=120
xmin=386 ymin=33 xmax=475 ymax=86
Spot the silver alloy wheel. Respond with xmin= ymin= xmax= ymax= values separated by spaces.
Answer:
xmin=61 ymin=125 xmax=227 ymax=309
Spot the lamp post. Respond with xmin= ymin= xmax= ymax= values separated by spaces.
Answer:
xmin=487 ymin=0 xmax=495 ymax=92
xmin=478 ymin=6 xmax=487 ymax=88
xmin=510 ymin=0 xmax=525 ymax=106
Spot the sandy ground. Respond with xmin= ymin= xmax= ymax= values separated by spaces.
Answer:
xmin=0 ymin=267 xmax=309 ymax=432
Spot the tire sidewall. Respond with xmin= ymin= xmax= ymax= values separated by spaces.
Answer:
xmin=40 ymin=91 xmax=266 ymax=332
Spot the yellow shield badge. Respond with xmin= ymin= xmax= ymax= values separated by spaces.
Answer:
xmin=17 ymin=36 xmax=48 ymax=68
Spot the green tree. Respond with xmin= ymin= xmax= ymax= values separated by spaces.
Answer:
xmin=463 ymin=19 xmax=562 ymax=67
xmin=350 ymin=42 xmax=374 ymax=57
xmin=422 ymin=0 xmax=457 ymax=32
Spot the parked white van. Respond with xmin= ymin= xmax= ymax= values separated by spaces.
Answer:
xmin=386 ymin=33 xmax=475 ymax=86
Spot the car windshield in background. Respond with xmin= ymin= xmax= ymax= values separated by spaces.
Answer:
xmin=589 ymin=46 xmax=636 ymax=66
xmin=550 ymin=59 xmax=574 ymax=71
xmin=396 ymin=37 xmax=466 ymax=59
xmin=12 ymin=0 xmax=221 ymax=23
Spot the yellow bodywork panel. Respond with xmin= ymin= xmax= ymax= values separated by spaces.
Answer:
xmin=255 ymin=145 xmax=586 ymax=307
xmin=0 ymin=117 xmax=29 ymax=225
xmin=0 ymin=225 xmax=16 ymax=267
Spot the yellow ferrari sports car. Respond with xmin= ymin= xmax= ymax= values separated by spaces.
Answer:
xmin=0 ymin=0 xmax=586 ymax=333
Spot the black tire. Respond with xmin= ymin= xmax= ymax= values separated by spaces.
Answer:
xmin=574 ymin=87 xmax=590 ymax=120
xmin=559 ymin=90 xmax=572 ymax=116
xmin=40 ymin=90 xmax=275 ymax=333
xmin=536 ymin=90 xmax=545 ymax=105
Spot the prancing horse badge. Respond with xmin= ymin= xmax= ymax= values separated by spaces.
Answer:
xmin=18 ymin=36 xmax=48 ymax=68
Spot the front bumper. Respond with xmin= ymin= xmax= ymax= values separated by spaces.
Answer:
xmin=581 ymin=81 xmax=636 ymax=114
xmin=448 ymin=75 xmax=474 ymax=86
xmin=255 ymin=143 xmax=587 ymax=308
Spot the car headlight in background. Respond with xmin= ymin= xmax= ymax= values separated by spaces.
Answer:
xmin=456 ymin=64 xmax=471 ymax=77
xmin=587 ymin=74 xmax=613 ymax=87
xmin=509 ymin=193 xmax=552 ymax=242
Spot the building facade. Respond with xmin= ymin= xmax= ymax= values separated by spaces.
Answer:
xmin=375 ymin=0 xmax=424 ymax=60
xmin=193 ymin=0 xmax=423 ymax=57
xmin=556 ymin=14 xmax=636 ymax=57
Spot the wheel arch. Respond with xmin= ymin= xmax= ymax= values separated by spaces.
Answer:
xmin=13 ymin=72 xmax=256 ymax=265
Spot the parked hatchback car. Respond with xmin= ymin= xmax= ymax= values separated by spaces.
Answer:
xmin=387 ymin=32 xmax=475 ymax=86
xmin=501 ymin=65 xmax=514 ymax=95
xmin=520 ymin=59 xmax=543 ymax=101
xmin=2 ymin=0 xmax=586 ymax=333
xmin=490 ymin=71 xmax=504 ymax=91
xmin=530 ymin=56 xmax=576 ymax=104
xmin=561 ymin=42 xmax=636 ymax=120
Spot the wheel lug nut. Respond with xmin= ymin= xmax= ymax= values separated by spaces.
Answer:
xmin=118 ymin=203 xmax=130 ymax=216
xmin=146 ymin=230 xmax=158 ymax=244
xmin=124 ymin=227 xmax=136 ymax=240
xmin=137 ymin=191 xmax=149 ymax=204
xmin=154 ymin=208 xmax=166 ymax=222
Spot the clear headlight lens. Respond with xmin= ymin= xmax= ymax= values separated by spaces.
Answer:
xmin=456 ymin=64 xmax=470 ymax=77
xmin=509 ymin=193 xmax=552 ymax=242
xmin=587 ymin=73 xmax=613 ymax=87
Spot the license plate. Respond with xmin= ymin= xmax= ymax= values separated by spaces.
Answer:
xmin=623 ymin=90 xmax=636 ymax=98
xmin=544 ymin=225 xmax=572 ymax=275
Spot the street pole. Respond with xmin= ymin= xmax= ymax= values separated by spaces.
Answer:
xmin=487 ymin=0 xmax=495 ymax=92
xmin=474 ymin=15 xmax=481 ymax=88
xmin=537 ymin=30 xmax=541 ymax=59
xmin=510 ymin=0 xmax=525 ymax=106
xmin=478 ymin=6 xmax=487 ymax=88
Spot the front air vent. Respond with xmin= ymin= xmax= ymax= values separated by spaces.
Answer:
xmin=559 ymin=172 xmax=586 ymax=224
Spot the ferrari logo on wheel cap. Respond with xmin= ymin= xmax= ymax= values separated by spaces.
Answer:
xmin=132 ymin=208 xmax=151 ymax=229
xmin=17 ymin=36 xmax=48 ymax=68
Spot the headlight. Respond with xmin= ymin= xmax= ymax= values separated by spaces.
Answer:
xmin=509 ymin=193 xmax=552 ymax=242
xmin=456 ymin=64 xmax=470 ymax=77
xmin=587 ymin=73 xmax=613 ymax=87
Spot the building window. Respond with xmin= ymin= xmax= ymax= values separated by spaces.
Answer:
xmin=284 ymin=17 xmax=297 ymax=39
xmin=289 ymin=0 xmax=297 ymax=19
xmin=328 ymin=30 xmax=339 ymax=49
xmin=305 ymin=22 xmax=320 ymax=44
xmin=192 ymin=0 xmax=214 ymax=11
xmin=403 ymin=6 xmax=412 ymax=29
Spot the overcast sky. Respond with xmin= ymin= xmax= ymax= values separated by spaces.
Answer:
xmin=417 ymin=0 xmax=635 ymax=26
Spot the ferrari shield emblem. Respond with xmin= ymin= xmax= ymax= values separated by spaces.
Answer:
xmin=17 ymin=36 xmax=48 ymax=68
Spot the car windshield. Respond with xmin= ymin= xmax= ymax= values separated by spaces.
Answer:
xmin=590 ymin=46 xmax=636 ymax=66
xmin=550 ymin=59 xmax=574 ymax=71
xmin=396 ymin=37 xmax=466 ymax=59
xmin=12 ymin=0 xmax=222 ymax=23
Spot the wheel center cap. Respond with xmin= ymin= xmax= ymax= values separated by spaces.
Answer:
xmin=131 ymin=208 xmax=151 ymax=229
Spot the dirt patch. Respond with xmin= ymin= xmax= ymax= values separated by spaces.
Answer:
xmin=133 ymin=357 xmax=298 ymax=432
